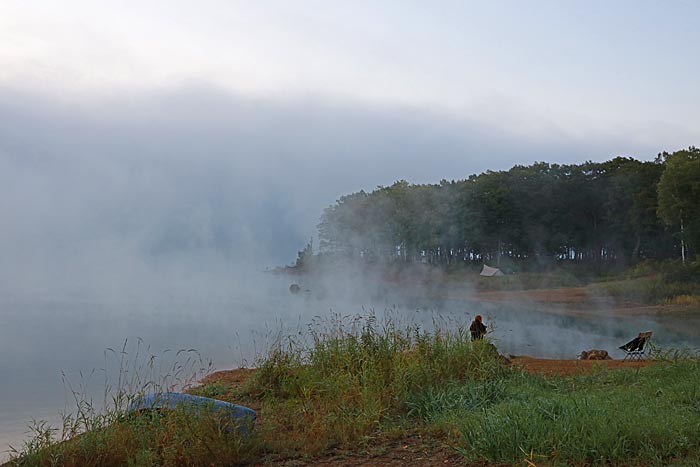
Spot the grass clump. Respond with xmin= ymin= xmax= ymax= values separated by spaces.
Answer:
xmin=190 ymin=382 xmax=228 ymax=399
xmin=15 ymin=408 xmax=259 ymax=467
xmin=413 ymin=360 xmax=700 ymax=466
xmin=242 ymin=312 xmax=508 ymax=455
xmin=9 ymin=342 xmax=259 ymax=467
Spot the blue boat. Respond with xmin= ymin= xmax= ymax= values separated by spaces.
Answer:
xmin=127 ymin=392 xmax=256 ymax=435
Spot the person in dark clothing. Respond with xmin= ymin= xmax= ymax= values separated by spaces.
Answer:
xmin=470 ymin=314 xmax=487 ymax=340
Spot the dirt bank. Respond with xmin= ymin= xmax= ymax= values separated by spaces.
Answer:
xmin=465 ymin=286 xmax=687 ymax=317
xmin=510 ymin=356 xmax=654 ymax=376
xmin=199 ymin=357 xmax=655 ymax=466
xmin=204 ymin=356 xmax=654 ymax=389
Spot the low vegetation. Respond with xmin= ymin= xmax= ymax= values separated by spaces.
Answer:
xmin=242 ymin=313 xmax=507 ymax=457
xmin=9 ymin=314 xmax=700 ymax=467
xmin=450 ymin=258 xmax=700 ymax=306
xmin=445 ymin=362 xmax=700 ymax=466
xmin=585 ymin=259 xmax=700 ymax=305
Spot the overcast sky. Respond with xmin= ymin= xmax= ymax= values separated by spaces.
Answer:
xmin=1 ymin=0 xmax=699 ymax=273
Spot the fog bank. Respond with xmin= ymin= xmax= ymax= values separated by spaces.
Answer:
xmin=0 ymin=85 xmax=669 ymax=300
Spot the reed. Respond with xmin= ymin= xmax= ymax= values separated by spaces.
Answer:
xmin=8 ymin=340 xmax=259 ymax=467
xmin=10 ymin=313 xmax=700 ymax=467
xmin=242 ymin=311 xmax=507 ymax=455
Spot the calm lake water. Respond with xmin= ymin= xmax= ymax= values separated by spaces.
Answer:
xmin=2 ymin=273 xmax=700 ymax=460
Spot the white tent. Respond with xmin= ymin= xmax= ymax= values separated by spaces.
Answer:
xmin=480 ymin=264 xmax=505 ymax=277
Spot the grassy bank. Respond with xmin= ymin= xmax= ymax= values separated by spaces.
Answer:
xmin=458 ymin=259 xmax=700 ymax=308
xmin=438 ymin=362 xmax=700 ymax=465
xmin=9 ymin=313 xmax=700 ymax=467
xmin=585 ymin=259 xmax=700 ymax=306
xmin=378 ymin=258 xmax=700 ymax=307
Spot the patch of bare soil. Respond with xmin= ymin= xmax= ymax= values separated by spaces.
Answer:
xmin=511 ymin=356 xmax=654 ymax=376
xmin=257 ymin=438 xmax=483 ymax=467
xmin=201 ymin=367 xmax=256 ymax=386
xmin=203 ymin=356 xmax=654 ymax=390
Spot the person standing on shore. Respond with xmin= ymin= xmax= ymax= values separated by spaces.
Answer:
xmin=470 ymin=314 xmax=487 ymax=341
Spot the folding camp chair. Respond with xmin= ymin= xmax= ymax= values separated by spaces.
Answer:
xmin=619 ymin=331 xmax=652 ymax=361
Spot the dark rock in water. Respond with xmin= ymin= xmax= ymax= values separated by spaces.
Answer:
xmin=289 ymin=283 xmax=301 ymax=294
xmin=579 ymin=349 xmax=612 ymax=360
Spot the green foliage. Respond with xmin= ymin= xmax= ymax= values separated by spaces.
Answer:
xmin=417 ymin=361 xmax=700 ymax=466
xmin=658 ymin=147 xmax=700 ymax=253
xmin=317 ymin=155 xmax=684 ymax=268
xmin=294 ymin=238 xmax=314 ymax=270
xmin=405 ymin=379 xmax=508 ymax=420
xmin=586 ymin=259 xmax=700 ymax=304
xmin=14 ymin=407 xmax=259 ymax=467
xmin=191 ymin=382 xmax=227 ymax=399
xmin=242 ymin=313 xmax=509 ymax=454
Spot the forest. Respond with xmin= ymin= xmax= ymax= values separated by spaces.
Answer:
xmin=313 ymin=147 xmax=700 ymax=269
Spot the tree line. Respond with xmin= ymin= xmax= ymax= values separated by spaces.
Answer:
xmin=315 ymin=147 xmax=700 ymax=268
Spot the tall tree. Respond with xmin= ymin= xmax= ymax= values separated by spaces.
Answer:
xmin=657 ymin=147 xmax=700 ymax=262
xmin=315 ymin=151 xmax=694 ymax=269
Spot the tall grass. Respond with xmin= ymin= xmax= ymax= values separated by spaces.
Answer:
xmin=243 ymin=312 xmax=507 ymax=455
xmin=11 ymin=313 xmax=700 ymax=467
xmin=8 ymin=340 xmax=259 ymax=467
xmin=9 ymin=314 xmax=505 ymax=465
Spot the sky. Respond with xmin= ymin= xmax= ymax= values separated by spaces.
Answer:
xmin=1 ymin=0 xmax=699 ymax=272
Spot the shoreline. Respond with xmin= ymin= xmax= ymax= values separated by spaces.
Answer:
xmin=202 ymin=355 xmax=656 ymax=388
xmin=445 ymin=286 xmax=696 ymax=317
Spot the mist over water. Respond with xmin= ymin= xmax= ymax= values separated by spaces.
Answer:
xmin=0 ymin=87 xmax=697 ymax=460
xmin=3 ymin=267 xmax=700 ymax=458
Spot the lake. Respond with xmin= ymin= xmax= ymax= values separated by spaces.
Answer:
xmin=2 ymin=272 xmax=699 ymax=460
